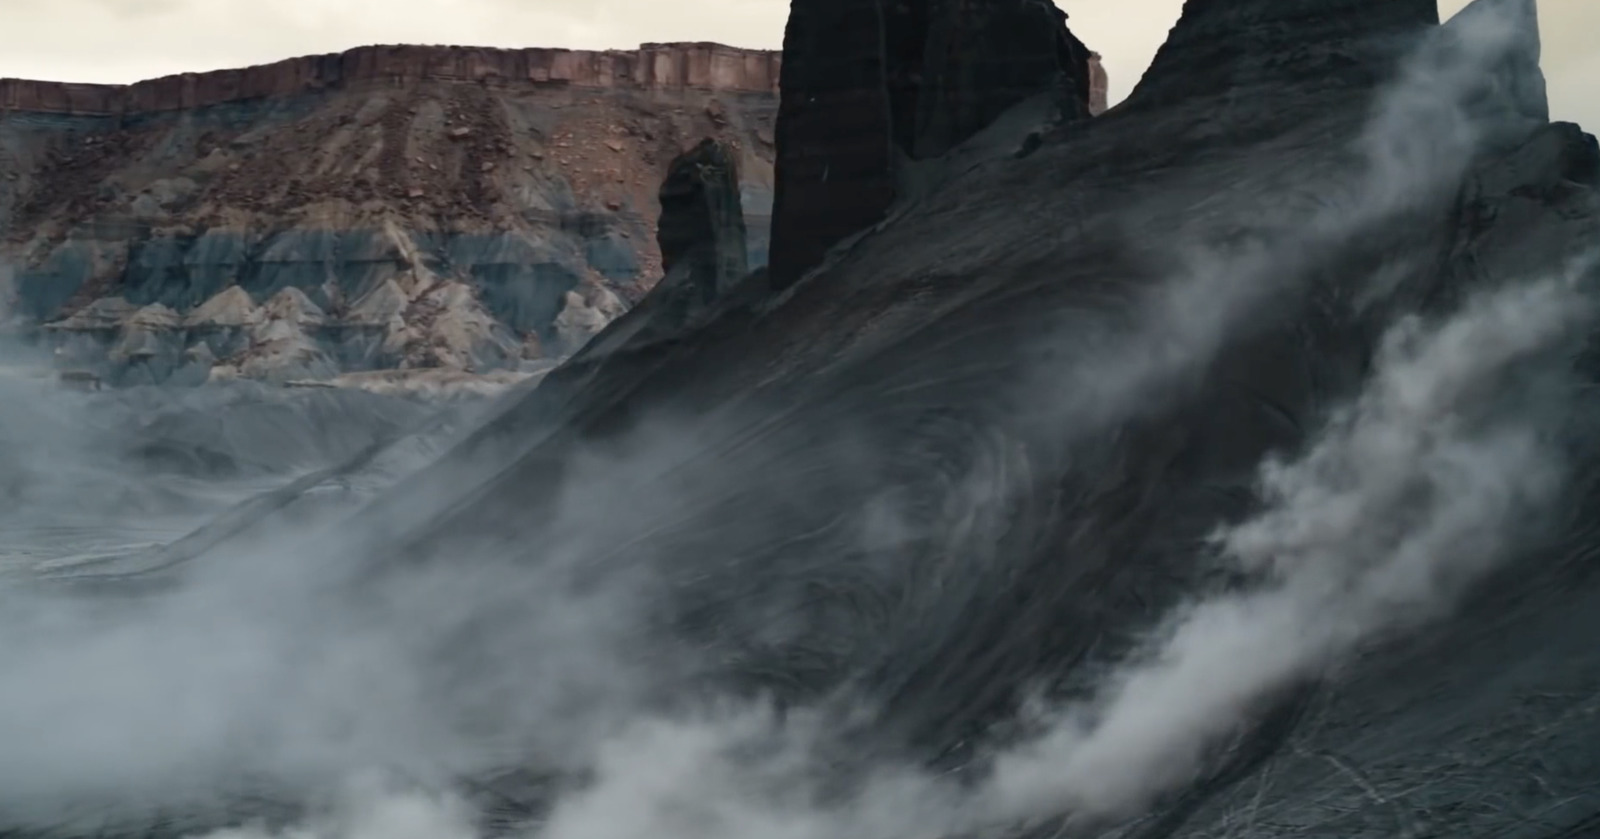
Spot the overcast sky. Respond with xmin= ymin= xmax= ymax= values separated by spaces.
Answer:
xmin=0 ymin=0 xmax=1593 ymax=128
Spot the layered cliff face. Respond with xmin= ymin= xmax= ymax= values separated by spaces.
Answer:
xmin=0 ymin=43 xmax=779 ymax=386
xmin=766 ymin=0 xmax=1100 ymax=289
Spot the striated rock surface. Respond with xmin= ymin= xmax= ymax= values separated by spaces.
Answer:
xmin=766 ymin=0 xmax=1098 ymax=289
xmin=329 ymin=0 xmax=1596 ymax=836
xmin=0 ymin=42 xmax=780 ymax=384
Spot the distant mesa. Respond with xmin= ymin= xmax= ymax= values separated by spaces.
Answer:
xmin=0 ymin=42 xmax=781 ymax=117
xmin=0 ymin=43 xmax=784 ymax=388
xmin=0 ymin=25 xmax=1108 ymax=390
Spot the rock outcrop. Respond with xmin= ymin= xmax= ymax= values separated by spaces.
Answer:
xmin=654 ymin=138 xmax=749 ymax=324
xmin=0 ymin=43 xmax=780 ymax=385
xmin=1087 ymin=52 xmax=1109 ymax=115
xmin=525 ymin=136 xmax=753 ymax=394
xmin=766 ymin=0 xmax=1098 ymax=289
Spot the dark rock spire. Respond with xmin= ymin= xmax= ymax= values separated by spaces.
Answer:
xmin=655 ymin=137 xmax=750 ymax=323
xmin=766 ymin=0 xmax=1096 ymax=291
xmin=910 ymin=0 xmax=1095 ymax=159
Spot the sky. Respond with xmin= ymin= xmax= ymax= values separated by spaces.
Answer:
xmin=0 ymin=0 xmax=1593 ymax=128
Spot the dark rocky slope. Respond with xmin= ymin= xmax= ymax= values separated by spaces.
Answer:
xmin=359 ymin=0 xmax=1600 ymax=835
xmin=5 ymin=0 xmax=1599 ymax=838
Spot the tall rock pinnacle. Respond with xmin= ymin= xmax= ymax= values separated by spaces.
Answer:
xmin=766 ymin=0 xmax=1097 ymax=291
xmin=654 ymin=138 xmax=749 ymax=325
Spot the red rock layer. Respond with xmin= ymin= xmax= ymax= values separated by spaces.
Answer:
xmin=1088 ymin=53 xmax=1109 ymax=115
xmin=0 ymin=42 xmax=781 ymax=117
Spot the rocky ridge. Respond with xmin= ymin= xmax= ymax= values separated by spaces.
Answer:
xmin=0 ymin=43 xmax=781 ymax=386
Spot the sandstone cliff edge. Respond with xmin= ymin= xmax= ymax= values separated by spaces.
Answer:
xmin=0 ymin=42 xmax=781 ymax=117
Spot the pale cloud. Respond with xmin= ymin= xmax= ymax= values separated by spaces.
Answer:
xmin=0 ymin=0 xmax=1593 ymax=129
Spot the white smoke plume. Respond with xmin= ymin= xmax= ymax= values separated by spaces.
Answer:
xmin=984 ymin=261 xmax=1594 ymax=824
xmin=0 ymin=416 xmax=698 ymax=826
xmin=198 ymin=776 xmax=478 ymax=839
xmin=1034 ymin=0 xmax=1533 ymax=434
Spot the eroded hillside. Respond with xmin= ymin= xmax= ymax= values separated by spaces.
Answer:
xmin=0 ymin=43 xmax=780 ymax=386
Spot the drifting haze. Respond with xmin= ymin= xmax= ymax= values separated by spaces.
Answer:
xmin=0 ymin=1 xmax=1593 ymax=129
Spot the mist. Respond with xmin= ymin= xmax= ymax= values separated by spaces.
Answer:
xmin=0 ymin=400 xmax=700 ymax=826
xmin=983 ymin=263 xmax=1594 ymax=824
xmin=0 ymin=294 xmax=545 ymax=823
xmin=1019 ymin=0 xmax=1530 ymax=443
